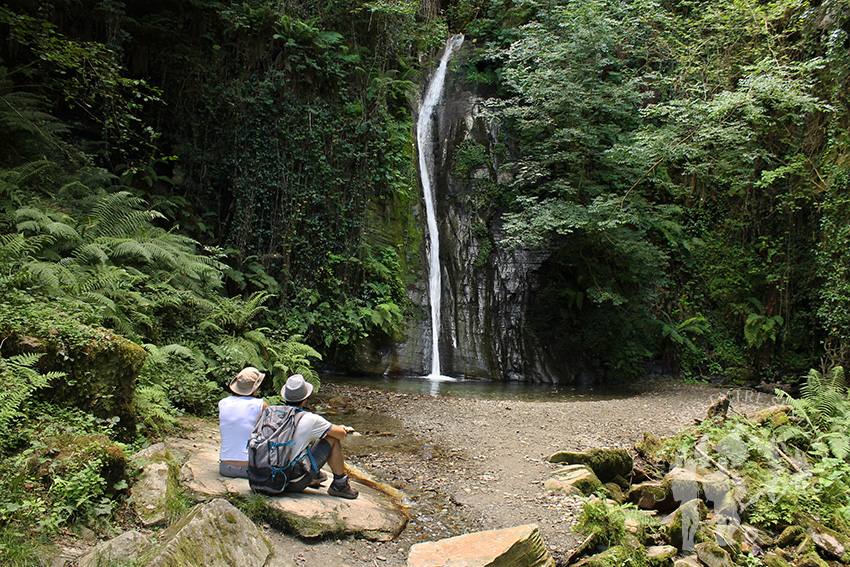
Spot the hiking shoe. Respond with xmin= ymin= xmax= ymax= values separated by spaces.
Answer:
xmin=328 ymin=477 xmax=359 ymax=499
xmin=309 ymin=470 xmax=328 ymax=488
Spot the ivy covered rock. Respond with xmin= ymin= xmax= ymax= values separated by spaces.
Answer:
xmin=548 ymin=448 xmax=633 ymax=482
xmin=28 ymin=433 xmax=128 ymax=500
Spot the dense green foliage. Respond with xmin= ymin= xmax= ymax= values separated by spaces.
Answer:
xmin=453 ymin=0 xmax=850 ymax=380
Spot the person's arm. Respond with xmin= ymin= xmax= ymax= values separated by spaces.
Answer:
xmin=323 ymin=424 xmax=348 ymax=440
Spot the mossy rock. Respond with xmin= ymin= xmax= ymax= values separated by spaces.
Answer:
xmin=794 ymin=552 xmax=830 ymax=567
xmin=2 ymin=312 xmax=146 ymax=441
xmin=667 ymin=499 xmax=709 ymax=551
xmin=646 ymin=545 xmax=677 ymax=567
xmin=762 ymin=552 xmax=793 ymax=567
xmin=548 ymin=448 xmax=633 ymax=483
xmin=28 ymin=433 xmax=128 ymax=494
xmin=775 ymin=526 xmax=805 ymax=548
xmin=795 ymin=513 xmax=850 ymax=562
xmin=546 ymin=465 xmax=602 ymax=496
xmin=601 ymin=482 xmax=624 ymax=504
xmin=635 ymin=432 xmax=665 ymax=464
xmin=574 ymin=545 xmax=644 ymax=567
xmin=694 ymin=541 xmax=734 ymax=567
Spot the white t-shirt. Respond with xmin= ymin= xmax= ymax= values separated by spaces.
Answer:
xmin=219 ymin=395 xmax=265 ymax=462
xmin=292 ymin=410 xmax=332 ymax=458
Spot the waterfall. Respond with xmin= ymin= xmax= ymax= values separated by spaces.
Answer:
xmin=416 ymin=34 xmax=464 ymax=380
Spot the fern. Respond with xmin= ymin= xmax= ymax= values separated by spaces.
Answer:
xmin=0 ymin=353 xmax=64 ymax=431
xmin=84 ymin=191 xmax=166 ymax=239
xmin=776 ymin=367 xmax=850 ymax=460
xmin=269 ymin=336 xmax=323 ymax=393
xmin=134 ymin=384 xmax=179 ymax=435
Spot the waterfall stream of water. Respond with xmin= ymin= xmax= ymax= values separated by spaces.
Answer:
xmin=416 ymin=34 xmax=464 ymax=380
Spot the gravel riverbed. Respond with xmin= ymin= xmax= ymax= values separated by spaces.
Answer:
xmin=272 ymin=377 xmax=777 ymax=567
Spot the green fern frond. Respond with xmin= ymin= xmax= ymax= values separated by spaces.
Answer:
xmin=109 ymin=239 xmax=154 ymax=263
xmin=23 ymin=259 xmax=70 ymax=292
xmin=73 ymin=242 xmax=109 ymax=265
xmin=134 ymin=384 xmax=179 ymax=433
xmin=1 ymin=160 xmax=57 ymax=186
xmin=824 ymin=432 xmax=850 ymax=460
xmin=86 ymin=191 xmax=165 ymax=239
xmin=0 ymin=353 xmax=64 ymax=429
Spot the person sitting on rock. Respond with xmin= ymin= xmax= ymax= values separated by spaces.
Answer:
xmin=219 ymin=367 xmax=268 ymax=478
xmin=282 ymin=374 xmax=359 ymax=499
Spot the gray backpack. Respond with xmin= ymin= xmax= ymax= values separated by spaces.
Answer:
xmin=247 ymin=405 xmax=308 ymax=495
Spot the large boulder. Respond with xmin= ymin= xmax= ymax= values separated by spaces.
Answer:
xmin=130 ymin=442 xmax=175 ymax=527
xmin=160 ymin=420 xmax=408 ymax=541
xmin=548 ymin=448 xmax=633 ymax=482
xmin=79 ymin=500 xmax=294 ymax=567
xmin=79 ymin=530 xmax=153 ymax=567
xmin=407 ymin=524 xmax=555 ymax=567
xmin=0 ymin=305 xmax=146 ymax=441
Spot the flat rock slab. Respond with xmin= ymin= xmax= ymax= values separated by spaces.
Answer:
xmin=163 ymin=421 xmax=407 ymax=541
xmin=407 ymin=524 xmax=556 ymax=567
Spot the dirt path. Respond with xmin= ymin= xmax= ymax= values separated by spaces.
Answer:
xmin=271 ymin=378 xmax=777 ymax=566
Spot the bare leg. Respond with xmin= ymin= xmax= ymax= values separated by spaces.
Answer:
xmin=326 ymin=437 xmax=346 ymax=476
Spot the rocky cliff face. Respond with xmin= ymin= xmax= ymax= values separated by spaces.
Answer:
xmin=360 ymin=48 xmax=589 ymax=383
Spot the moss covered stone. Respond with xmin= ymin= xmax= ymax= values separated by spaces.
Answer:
xmin=795 ymin=552 xmax=830 ymax=567
xmin=774 ymin=525 xmax=805 ymax=547
xmin=2 ymin=308 xmax=146 ymax=441
xmin=548 ymin=448 xmax=633 ymax=483
xmin=694 ymin=541 xmax=734 ymax=567
xmin=545 ymin=464 xmax=602 ymax=496
xmin=573 ymin=545 xmax=645 ymax=567
xmin=646 ymin=545 xmax=677 ymax=567
xmin=667 ymin=499 xmax=709 ymax=551
xmin=762 ymin=552 xmax=793 ymax=567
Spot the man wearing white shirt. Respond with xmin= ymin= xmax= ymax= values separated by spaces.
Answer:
xmin=282 ymin=374 xmax=358 ymax=499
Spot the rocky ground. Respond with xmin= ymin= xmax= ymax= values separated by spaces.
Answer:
xmin=269 ymin=378 xmax=777 ymax=566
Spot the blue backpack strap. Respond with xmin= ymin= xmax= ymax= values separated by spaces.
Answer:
xmin=304 ymin=446 xmax=319 ymax=474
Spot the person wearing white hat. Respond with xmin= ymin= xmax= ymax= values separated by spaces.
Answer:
xmin=281 ymin=374 xmax=358 ymax=499
xmin=219 ymin=367 xmax=268 ymax=478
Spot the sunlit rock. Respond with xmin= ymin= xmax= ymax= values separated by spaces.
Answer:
xmin=407 ymin=524 xmax=555 ymax=567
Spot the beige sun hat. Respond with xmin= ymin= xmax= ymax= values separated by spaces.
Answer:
xmin=282 ymin=374 xmax=313 ymax=403
xmin=229 ymin=367 xmax=265 ymax=396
